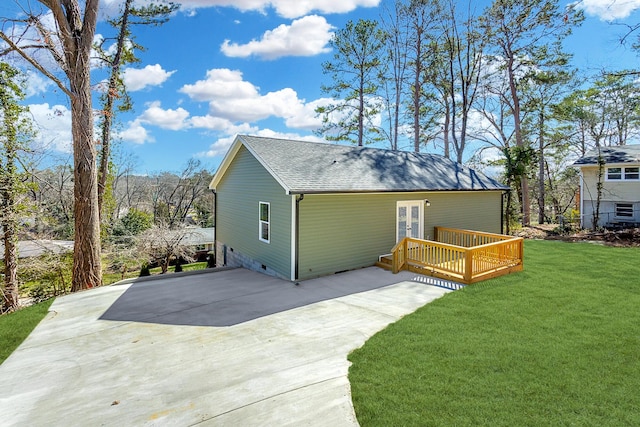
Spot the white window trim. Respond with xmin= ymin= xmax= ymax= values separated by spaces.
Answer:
xmin=259 ymin=201 xmax=270 ymax=243
xmin=606 ymin=166 xmax=640 ymax=181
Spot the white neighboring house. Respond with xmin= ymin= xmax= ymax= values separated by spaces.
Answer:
xmin=573 ymin=145 xmax=640 ymax=230
xmin=181 ymin=227 xmax=215 ymax=260
xmin=0 ymin=240 xmax=74 ymax=260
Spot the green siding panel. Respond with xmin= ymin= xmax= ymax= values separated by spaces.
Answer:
xmin=216 ymin=146 xmax=291 ymax=278
xmin=297 ymin=191 xmax=502 ymax=280
xmin=424 ymin=191 xmax=503 ymax=237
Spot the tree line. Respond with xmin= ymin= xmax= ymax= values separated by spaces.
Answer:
xmin=315 ymin=0 xmax=640 ymax=230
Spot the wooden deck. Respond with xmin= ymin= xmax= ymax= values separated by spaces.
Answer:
xmin=376 ymin=227 xmax=524 ymax=285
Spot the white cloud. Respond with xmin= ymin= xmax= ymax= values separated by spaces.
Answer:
xmin=123 ymin=64 xmax=176 ymax=91
xmin=180 ymin=68 xmax=324 ymax=128
xmin=284 ymin=97 xmax=330 ymax=130
xmin=200 ymin=134 xmax=237 ymax=158
xmin=208 ymin=87 xmax=301 ymax=122
xmin=176 ymin=0 xmax=380 ymax=19
xmin=27 ymin=103 xmax=73 ymax=152
xmin=118 ymin=119 xmax=154 ymax=144
xmin=138 ymin=101 xmax=190 ymax=130
xmin=24 ymin=70 xmax=53 ymax=98
xmin=579 ymin=0 xmax=640 ymax=20
xmin=180 ymin=69 xmax=258 ymax=102
xmin=221 ymin=15 xmax=334 ymax=59
xmin=188 ymin=116 xmax=257 ymax=134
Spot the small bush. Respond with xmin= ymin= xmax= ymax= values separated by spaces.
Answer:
xmin=139 ymin=263 xmax=151 ymax=277
xmin=28 ymin=282 xmax=56 ymax=304
xmin=174 ymin=260 xmax=183 ymax=273
xmin=206 ymin=252 xmax=216 ymax=268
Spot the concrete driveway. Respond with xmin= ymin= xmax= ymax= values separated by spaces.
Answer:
xmin=0 ymin=267 xmax=459 ymax=426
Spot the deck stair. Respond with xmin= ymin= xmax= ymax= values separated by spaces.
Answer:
xmin=375 ymin=254 xmax=393 ymax=270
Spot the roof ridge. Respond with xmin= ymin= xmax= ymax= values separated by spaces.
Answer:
xmin=238 ymin=134 xmax=451 ymax=161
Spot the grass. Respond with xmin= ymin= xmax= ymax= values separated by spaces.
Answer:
xmin=102 ymin=261 xmax=208 ymax=285
xmin=0 ymin=299 xmax=54 ymax=365
xmin=348 ymin=240 xmax=640 ymax=426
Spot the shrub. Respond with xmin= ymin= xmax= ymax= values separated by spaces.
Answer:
xmin=206 ymin=252 xmax=216 ymax=268
xmin=28 ymin=282 xmax=56 ymax=304
xmin=139 ymin=263 xmax=151 ymax=277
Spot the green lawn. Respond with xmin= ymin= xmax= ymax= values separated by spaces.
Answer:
xmin=0 ymin=299 xmax=53 ymax=365
xmin=348 ymin=240 xmax=640 ymax=426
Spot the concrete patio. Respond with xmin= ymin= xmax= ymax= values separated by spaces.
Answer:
xmin=0 ymin=267 xmax=459 ymax=426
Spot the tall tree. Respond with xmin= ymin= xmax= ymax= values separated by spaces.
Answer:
xmin=480 ymin=0 xmax=583 ymax=226
xmin=0 ymin=63 xmax=33 ymax=312
xmin=95 ymin=0 xmax=177 ymax=223
xmin=440 ymin=0 xmax=486 ymax=163
xmin=380 ymin=0 xmax=410 ymax=150
xmin=521 ymin=43 xmax=574 ymax=223
xmin=1 ymin=0 xmax=102 ymax=291
xmin=403 ymin=0 xmax=442 ymax=152
xmin=316 ymin=19 xmax=387 ymax=146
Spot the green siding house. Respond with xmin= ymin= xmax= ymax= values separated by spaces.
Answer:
xmin=209 ymin=135 xmax=508 ymax=281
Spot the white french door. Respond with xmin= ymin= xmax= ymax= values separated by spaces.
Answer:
xmin=396 ymin=201 xmax=423 ymax=242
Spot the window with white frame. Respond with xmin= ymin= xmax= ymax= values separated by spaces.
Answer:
xmin=259 ymin=202 xmax=270 ymax=243
xmin=624 ymin=167 xmax=639 ymax=180
xmin=615 ymin=203 xmax=634 ymax=218
xmin=607 ymin=167 xmax=639 ymax=181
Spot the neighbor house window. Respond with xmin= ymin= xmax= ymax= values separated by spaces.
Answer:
xmin=624 ymin=167 xmax=639 ymax=180
xmin=615 ymin=203 xmax=634 ymax=218
xmin=259 ymin=202 xmax=270 ymax=243
xmin=607 ymin=167 xmax=622 ymax=180
xmin=607 ymin=167 xmax=639 ymax=181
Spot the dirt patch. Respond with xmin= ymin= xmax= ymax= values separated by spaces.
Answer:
xmin=515 ymin=225 xmax=640 ymax=247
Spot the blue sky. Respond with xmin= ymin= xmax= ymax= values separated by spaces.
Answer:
xmin=6 ymin=0 xmax=640 ymax=174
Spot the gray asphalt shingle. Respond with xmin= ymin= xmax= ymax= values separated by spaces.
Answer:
xmin=573 ymin=144 xmax=640 ymax=166
xmin=238 ymin=135 xmax=507 ymax=193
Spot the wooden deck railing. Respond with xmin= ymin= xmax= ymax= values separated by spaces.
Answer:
xmin=435 ymin=226 xmax=515 ymax=247
xmin=390 ymin=228 xmax=523 ymax=284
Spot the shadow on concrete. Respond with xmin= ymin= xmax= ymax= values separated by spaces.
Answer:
xmin=99 ymin=267 xmax=443 ymax=327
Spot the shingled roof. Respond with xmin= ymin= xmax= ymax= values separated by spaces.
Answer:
xmin=573 ymin=144 xmax=640 ymax=166
xmin=211 ymin=135 xmax=508 ymax=194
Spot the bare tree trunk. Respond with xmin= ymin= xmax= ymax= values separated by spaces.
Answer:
xmin=413 ymin=25 xmax=423 ymax=153
xmin=593 ymin=145 xmax=604 ymax=231
xmin=506 ymin=55 xmax=530 ymax=226
xmin=538 ymin=111 xmax=546 ymax=224
xmin=70 ymin=55 xmax=102 ymax=291
xmin=443 ymin=99 xmax=451 ymax=159
xmin=358 ymin=77 xmax=364 ymax=146
xmin=98 ymin=0 xmax=133 ymax=220
xmin=2 ymin=193 xmax=19 ymax=312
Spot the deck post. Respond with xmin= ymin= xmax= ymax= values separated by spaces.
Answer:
xmin=464 ymin=248 xmax=473 ymax=284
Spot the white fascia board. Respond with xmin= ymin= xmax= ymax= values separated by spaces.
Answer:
xmin=209 ymin=136 xmax=243 ymax=190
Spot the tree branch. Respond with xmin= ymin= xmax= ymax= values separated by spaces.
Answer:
xmin=0 ymin=31 xmax=72 ymax=97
